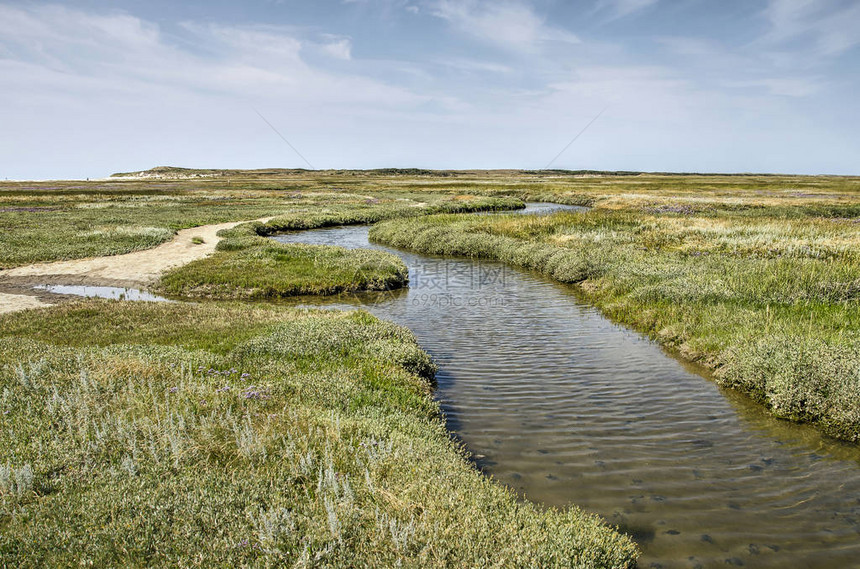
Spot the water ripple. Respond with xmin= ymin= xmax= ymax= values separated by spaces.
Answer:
xmin=271 ymin=207 xmax=860 ymax=569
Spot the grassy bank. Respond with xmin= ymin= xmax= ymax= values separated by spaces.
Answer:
xmin=154 ymin=195 xmax=521 ymax=299
xmin=370 ymin=205 xmax=860 ymax=441
xmin=157 ymin=242 xmax=408 ymax=299
xmin=0 ymin=301 xmax=636 ymax=567
xmin=218 ymin=195 xmax=524 ymax=239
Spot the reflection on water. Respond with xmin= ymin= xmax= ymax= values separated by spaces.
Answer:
xmin=275 ymin=206 xmax=860 ymax=568
xmin=33 ymin=284 xmax=170 ymax=302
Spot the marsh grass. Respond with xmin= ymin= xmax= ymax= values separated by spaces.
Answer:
xmin=0 ymin=176 xmax=521 ymax=269
xmin=8 ymin=167 xmax=856 ymax=269
xmin=371 ymin=203 xmax=860 ymax=441
xmin=0 ymin=301 xmax=637 ymax=567
xmin=154 ymin=196 xmax=521 ymax=299
xmin=157 ymin=242 xmax=409 ymax=299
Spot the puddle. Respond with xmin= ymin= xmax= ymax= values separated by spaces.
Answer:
xmin=33 ymin=284 xmax=170 ymax=302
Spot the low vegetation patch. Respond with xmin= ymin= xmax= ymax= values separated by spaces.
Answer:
xmin=157 ymin=241 xmax=409 ymax=299
xmin=370 ymin=204 xmax=860 ymax=441
xmin=154 ymin=195 xmax=522 ymax=300
xmin=0 ymin=301 xmax=637 ymax=567
xmin=0 ymin=175 xmax=521 ymax=269
xmin=217 ymin=195 xmax=525 ymax=239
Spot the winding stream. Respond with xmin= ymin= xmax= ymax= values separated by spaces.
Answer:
xmin=270 ymin=204 xmax=860 ymax=569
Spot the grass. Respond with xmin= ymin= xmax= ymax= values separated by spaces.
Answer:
xmin=0 ymin=301 xmax=637 ymax=567
xmin=5 ymin=166 xmax=856 ymax=270
xmin=157 ymin=242 xmax=409 ymax=299
xmin=0 ymin=175 xmax=521 ymax=269
xmin=154 ymin=195 xmax=521 ymax=299
xmin=370 ymin=201 xmax=860 ymax=441
xmin=3 ymin=167 xmax=859 ymax=562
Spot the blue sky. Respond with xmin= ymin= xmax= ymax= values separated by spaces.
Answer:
xmin=1 ymin=0 xmax=859 ymax=178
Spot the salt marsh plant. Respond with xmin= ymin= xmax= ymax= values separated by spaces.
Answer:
xmin=0 ymin=464 xmax=33 ymax=499
xmin=154 ymin=193 xmax=520 ymax=302
xmin=370 ymin=201 xmax=860 ymax=441
xmin=157 ymin=241 xmax=410 ymax=299
xmin=0 ymin=301 xmax=637 ymax=567
xmin=0 ymin=173 xmax=521 ymax=269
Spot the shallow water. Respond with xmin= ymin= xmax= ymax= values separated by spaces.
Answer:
xmin=32 ymin=284 xmax=170 ymax=302
xmin=272 ymin=203 xmax=860 ymax=568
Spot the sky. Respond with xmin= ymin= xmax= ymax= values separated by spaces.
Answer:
xmin=1 ymin=0 xmax=859 ymax=179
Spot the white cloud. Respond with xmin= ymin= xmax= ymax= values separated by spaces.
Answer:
xmin=656 ymin=35 xmax=827 ymax=99
xmin=0 ymin=1 xmax=856 ymax=178
xmin=319 ymin=35 xmax=353 ymax=60
xmin=436 ymin=57 xmax=513 ymax=74
xmin=429 ymin=0 xmax=579 ymax=51
xmin=593 ymin=0 xmax=658 ymax=20
xmin=543 ymin=65 xmax=694 ymax=121
xmin=0 ymin=4 xmax=433 ymax=175
xmin=728 ymin=77 xmax=822 ymax=98
xmin=0 ymin=7 xmax=422 ymax=107
xmin=763 ymin=0 xmax=860 ymax=56
xmin=340 ymin=0 xmax=420 ymax=18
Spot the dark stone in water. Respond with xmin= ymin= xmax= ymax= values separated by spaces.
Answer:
xmin=701 ymin=534 xmax=714 ymax=544
xmin=691 ymin=439 xmax=714 ymax=448
xmin=748 ymin=464 xmax=763 ymax=472
xmin=537 ymin=449 xmax=551 ymax=454
xmin=725 ymin=557 xmax=744 ymax=566
xmin=665 ymin=529 xmax=680 ymax=535
xmin=618 ymin=524 xmax=656 ymax=544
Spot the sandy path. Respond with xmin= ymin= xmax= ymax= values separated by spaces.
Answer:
xmin=0 ymin=292 xmax=51 ymax=314
xmin=0 ymin=217 xmax=270 ymax=313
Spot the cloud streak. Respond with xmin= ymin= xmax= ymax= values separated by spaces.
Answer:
xmin=763 ymin=0 xmax=860 ymax=56
xmin=593 ymin=0 xmax=659 ymax=20
xmin=429 ymin=0 xmax=579 ymax=51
